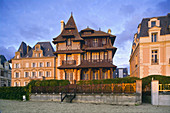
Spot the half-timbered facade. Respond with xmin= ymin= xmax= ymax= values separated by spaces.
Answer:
xmin=53 ymin=14 xmax=117 ymax=83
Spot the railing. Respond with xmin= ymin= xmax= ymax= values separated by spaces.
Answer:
xmin=31 ymin=83 xmax=136 ymax=94
xmin=62 ymin=60 xmax=76 ymax=65
xmin=159 ymin=84 xmax=170 ymax=92
xmin=151 ymin=59 xmax=159 ymax=65
xmin=81 ymin=59 xmax=112 ymax=63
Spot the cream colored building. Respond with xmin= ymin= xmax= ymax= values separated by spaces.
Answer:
xmin=130 ymin=13 xmax=170 ymax=78
xmin=12 ymin=42 xmax=56 ymax=86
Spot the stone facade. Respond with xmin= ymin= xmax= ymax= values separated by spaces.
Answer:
xmin=130 ymin=13 xmax=170 ymax=78
xmin=0 ymin=55 xmax=11 ymax=87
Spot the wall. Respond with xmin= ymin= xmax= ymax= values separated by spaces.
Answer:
xmin=30 ymin=93 xmax=141 ymax=105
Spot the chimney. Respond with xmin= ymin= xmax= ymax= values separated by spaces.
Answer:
xmin=108 ymin=29 xmax=111 ymax=34
xmin=60 ymin=20 xmax=65 ymax=32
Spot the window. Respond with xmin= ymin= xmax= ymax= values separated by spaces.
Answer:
xmin=14 ymin=82 xmax=20 ymax=87
xmin=102 ymin=70 xmax=108 ymax=79
xmin=35 ymin=53 xmax=37 ymax=57
xmin=39 ymin=72 xmax=43 ymax=77
xmin=85 ymin=40 xmax=88 ymax=45
xmin=46 ymin=71 xmax=51 ymax=77
xmin=17 ymin=55 xmax=19 ymax=59
xmin=84 ymin=53 xmax=87 ymax=60
xmin=39 ymin=62 xmax=43 ymax=67
xmin=15 ymin=63 xmax=19 ymax=68
xmin=67 ymin=38 xmax=71 ymax=46
xmin=15 ymin=72 xmax=19 ymax=78
xmin=24 ymin=82 xmax=28 ymax=86
xmin=93 ymin=70 xmax=98 ymax=80
xmin=32 ymin=72 xmax=36 ymax=78
xmin=151 ymin=21 xmax=156 ymax=27
xmin=39 ymin=53 xmax=41 ymax=57
xmin=104 ymin=52 xmax=108 ymax=60
xmin=102 ymin=38 xmax=106 ymax=45
xmin=46 ymin=62 xmax=50 ymax=67
xmin=36 ymin=47 xmax=39 ymax=51
xmin=93 ymin=38 xmax=98 ymax=47
xmin=151 ymin=50 xmax=159 ymax=65
xmin=65 ymin=71 xmax=73 ymax=80
xmin=24 ymin=72 xmax=29 ymax=78
xmin=67 ymin=55 xmax=72 ymax=61
xmin=32 ymin=63 xmax=36 ymax=67
xmin=26 ymin=63 xmax=29 ymax=68
xmin=82 ymin=70 xmax=88 ymax=80
xmin=92 ymin=52 xmax=99 ymax=61
xmin=151 ymin=33 xmax=157 ymax=42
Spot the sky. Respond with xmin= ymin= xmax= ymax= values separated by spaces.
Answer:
xmin=0 ymin=0 xmax=170 ymax=72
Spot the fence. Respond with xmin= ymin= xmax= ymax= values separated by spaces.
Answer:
xmin=31 ymin=83 xmax=136 ymax=94
xmin=159 ymin=84 xmax=170 ymax=92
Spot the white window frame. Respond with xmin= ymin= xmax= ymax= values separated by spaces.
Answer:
xmin=24 ymin=82 xmax=28 ymax=86
xmin=39 ymin=62 xmax=44 ymax=67
xmin=32 ymin=63 xmax=36 ymax=67
xmin=15 ymin=72 xmax=20 ymax=78
xmin=24 ymin=72 xmax=29 ymax=78
xmin=38 ymin=71 xmax=43 ymax=78
xmin=46 ymin=62 xmax=51 ymax=67
xmin=46 ymin=71 xmax=51 ymax=77
xmin=32 ymin=72 xmax=36 ymax=78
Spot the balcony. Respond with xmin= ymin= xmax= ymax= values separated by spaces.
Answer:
xmin=81 ymin=59 xmax=112 ymax=63
xmin=62 ymin=60 xmax=76 ymax=65
xmin=151 ymin=59 xmax=159 ymax=65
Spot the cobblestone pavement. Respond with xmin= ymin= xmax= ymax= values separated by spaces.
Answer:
xmin=0 ymin=99 xmax=170 ymax=113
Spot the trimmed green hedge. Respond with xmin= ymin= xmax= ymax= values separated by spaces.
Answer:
xmin=142 ymin=75 xmax=170 ymax=90
xmin=77 ymin=77 xmax=140 ymax=85
xmin=0 ymin=87 xmax=29 ymax=100
xmin=27 ymin=80 xmax=70 ymax=87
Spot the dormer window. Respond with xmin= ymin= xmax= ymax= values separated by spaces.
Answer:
xmin=151 ymin=21 xmax=156 ymax=27
xmin=151 ymin=33 xmax=157 ymax=42
xmin=36 ymin=47 xmax=39 ymax=51
xmin=102 ymin=38 xmax=106 ymax=45
xmin=66 ymin=38 xmax=71 ymax=46
xmin=93 ymin=38 xmax=98 ymax=47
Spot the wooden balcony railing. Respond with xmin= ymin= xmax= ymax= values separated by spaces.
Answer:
xmin=151 ymin=59 xmax=159 ymax=65
xmin=62 ymin=60 xmax=76 ymax=65
xmin=81 ymin=59 xmax=112 ymax=63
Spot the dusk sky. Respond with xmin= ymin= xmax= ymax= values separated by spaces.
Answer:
xmin=0 ymin=0 xmax=170 ymax=71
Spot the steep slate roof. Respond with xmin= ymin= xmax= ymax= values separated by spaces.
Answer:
xmin=80 ymin=27 xmax=116 ymax=38
xmin=17 ymin=41 xmax=27 ymax=57
xmin=53 ymin=15 xmax=83 ymax=44
xmin=0 ymin=55 xmax=7 ymax=65
xmin=138 ymin=13 xmax=170 ymax=38
xmin=24 ymin=42 xmax=55 ymax=58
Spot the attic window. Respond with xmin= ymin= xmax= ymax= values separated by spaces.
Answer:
xmin=151 ymin=21 xmax=156 ymax=27
xmin=36 ymin=47 xmax=39 ymax=51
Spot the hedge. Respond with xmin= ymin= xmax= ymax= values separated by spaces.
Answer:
xmin=0 ymin=87 xmax=29 ymax=100
xmin=27 ymin=80 xmax=70 ymax=87
xmin=77 ymin=77 xmax=140 ymax=85
xmin=142 ymin=75 xmax=170 ymax=90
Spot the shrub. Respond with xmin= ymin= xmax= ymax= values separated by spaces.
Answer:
xmin=142 ymin=75 xmax=170 ymax=90
xmin=0 ymin=87 xmax=29 ymax=100
xmin=77 ymin=77 xmax=139 ymax=85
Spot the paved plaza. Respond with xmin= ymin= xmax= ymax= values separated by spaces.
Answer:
xmin=0 ymin=99 xmax=170 ymax=113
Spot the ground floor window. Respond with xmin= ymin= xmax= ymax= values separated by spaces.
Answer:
xmin=102 ymin=70 xmax=108 ymax=79
xmin=14 ymin=82 xmax=20 ymax=86
xmin=93 ymin=70 xmax=98 ymax=80
xmin=65 ymin=71 xmax=73 ymax=80
xmin=46 ymin=71 xmax=51 ymax=77
xmin=82 ymin=70 xmax=88 ymax=80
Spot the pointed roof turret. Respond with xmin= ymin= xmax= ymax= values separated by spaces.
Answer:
xmin=17 ymin=41 xmax=27 ymax=57
xmin=53 ymin=14 xmax=83 ymax=44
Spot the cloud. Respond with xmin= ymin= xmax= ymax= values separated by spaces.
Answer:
xmin=0 ymin=46 xmax=16 ymax=60
xmin=119 ymin=4 xmax=135 ymax=16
